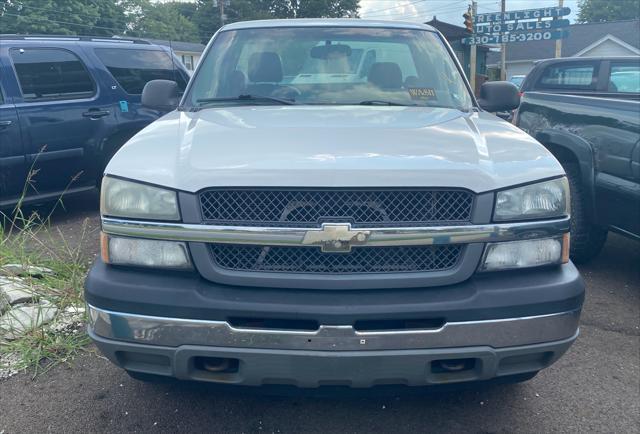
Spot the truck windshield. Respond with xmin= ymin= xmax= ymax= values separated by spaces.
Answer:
xmin=186 ymin=27 xmax=473 ymax=110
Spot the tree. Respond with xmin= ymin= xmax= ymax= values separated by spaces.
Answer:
xmin=0 ymin=0 xmax=361 ymax=42
xmin=261 ymin=0 xmax=360 ymax=18
xmin=130 ymin=1 xmax=200 ymax=42
xmin=290 ymin=0 xmax=360 ymax=18
xmin=0 ymin=0 xmax=146 ymax=36
xmin=94 ymin=0 xmax=147 ymax=36
xmin=192 ymin=0 xmax=360 ymax=44
xmin=193 ymin=0 xmax=223 ymax=44
xmin=0 ymin=0 xmax=100 ymax=35
xmin=577 ymin=0 xmax=640 ymax=23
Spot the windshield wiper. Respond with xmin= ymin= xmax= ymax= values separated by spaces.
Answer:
xmin=358 ymin=100 xmax=417 ymax=106
xmin=196 ymin=94 xmax=296 ymax=106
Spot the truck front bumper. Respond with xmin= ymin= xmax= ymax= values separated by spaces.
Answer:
xmin=88 ymin=305 xmax=578 ymax=387
xmin=85 ymin=259 xmax=584 ymax=387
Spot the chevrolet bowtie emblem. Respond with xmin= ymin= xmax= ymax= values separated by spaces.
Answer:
xmin=301 ymin=223 xmax=371 ymax=253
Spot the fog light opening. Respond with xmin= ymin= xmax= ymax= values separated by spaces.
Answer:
xmin=479 ymin=237 xmax=564 ymax=271
xmin=194 ymin=357 xmax=239 ymax=374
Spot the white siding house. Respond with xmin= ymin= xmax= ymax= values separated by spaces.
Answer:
xmin=148 ymin=39 xmax=206 ymax=71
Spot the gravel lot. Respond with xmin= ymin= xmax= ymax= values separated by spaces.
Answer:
xmin=1 ymin=197 xmax=638 ymax=433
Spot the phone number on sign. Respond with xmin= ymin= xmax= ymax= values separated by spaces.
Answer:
xmin=467 ymin=31 xmax=559 ymax=45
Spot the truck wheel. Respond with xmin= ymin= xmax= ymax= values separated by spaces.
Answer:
xmin=563 ymin=163 xmax=607 ymax=263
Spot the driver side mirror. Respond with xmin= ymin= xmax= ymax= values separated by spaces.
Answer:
xmin=141 ymin=79 xmax=179 ymax=111
xmin=478 ymin=81 xmax=520 ymax=113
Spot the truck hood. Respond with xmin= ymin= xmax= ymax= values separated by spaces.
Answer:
xmin=106 ymin=106 xmax=563 ymax=193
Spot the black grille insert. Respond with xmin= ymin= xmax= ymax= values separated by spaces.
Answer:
xmin=353 ymin=318 xmax=445 ymax=331
xmin=210 ymin=244 xmax=463 ymax=274
xmin=200 ymin=189 xmax=473 ymax=227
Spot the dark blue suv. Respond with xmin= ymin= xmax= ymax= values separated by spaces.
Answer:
xmin=0 ymin=35 xmax=189 ymax=209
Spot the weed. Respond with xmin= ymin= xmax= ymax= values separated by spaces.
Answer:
xmin=1 ymin=161 xmax=94 ymax=379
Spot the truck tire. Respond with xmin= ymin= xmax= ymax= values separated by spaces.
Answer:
xmin=563 ymin=162 xmax=607 ymax=263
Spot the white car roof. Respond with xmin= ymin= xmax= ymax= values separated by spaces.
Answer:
xmin=221 ymin=18 xmax=436 ymax=32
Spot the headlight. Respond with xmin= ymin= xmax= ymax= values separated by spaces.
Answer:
xmin=479 ymin=234 xmax=570 ymax=272
xmin=101 ymin=176 xmax=179 ymax=220
xmin=494 ymin=178 xmax=569 ymax=221
xmin=101 ymin=233 xmax=192 ymax=269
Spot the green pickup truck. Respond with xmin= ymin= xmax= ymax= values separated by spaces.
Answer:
xmin=515 ymin=57 xmax=640 ymax=262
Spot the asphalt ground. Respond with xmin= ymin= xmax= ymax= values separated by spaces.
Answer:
xmin=1 ymin=196 xmax=639 ymax=433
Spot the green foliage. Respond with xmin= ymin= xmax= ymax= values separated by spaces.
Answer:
xmin=192 ymin=0 xmax=360 ymax=44
xmin=0 ymin=0 xmax=101 ymax=35
xmin=193 ymin=0 xmax=223 ymax=44
xmin=577 ymin=0 xmax=640 ymax=23
xmin=291 ymin=0 xmax=360 ymax=18
xmin=0 ymin=0 xmax=360 ymax=43
xmin=94 ymin=0 xmax=147 ymax=37
xmin=130 ymin=1 xmax=201 ymax=42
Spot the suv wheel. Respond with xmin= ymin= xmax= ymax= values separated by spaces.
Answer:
xmin=563 ymin=162 xmax=607 ymax=263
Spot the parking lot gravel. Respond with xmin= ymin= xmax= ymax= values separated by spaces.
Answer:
xmin=1 ymin=199 xmax=638 ymax=433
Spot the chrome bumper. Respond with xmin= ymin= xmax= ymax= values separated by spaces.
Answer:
xmin=100 ymin=217 xmax=570 ymax=248
xmin=88 ymin=304 xmax=580 ymax=351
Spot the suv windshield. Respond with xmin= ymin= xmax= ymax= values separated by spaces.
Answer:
xmin=186 ymin=26 xmax=473 ymax=110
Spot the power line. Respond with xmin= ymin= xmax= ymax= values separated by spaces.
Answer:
xmin=364 ymin=0 xmax=466 ymax=16
xmin=362 ymin=0 xmax=429 ymax=16
xmin=363 ymin=1 xmax=468 ymax=19
xmin=0 ymin=1 xmax=103 ymax=22
xmin=0 ymin=11 xmax=175 ymax=38
xmin=0 ymin=1 xmax=201 ymax=39
xmin=0 ymin=12 xmax=127 ymax=34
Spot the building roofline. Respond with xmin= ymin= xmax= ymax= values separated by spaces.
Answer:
xmin=565 ymin=18 xmax=640 ymax=26
xmin=572 ymin=34 xmax=640 ymax=56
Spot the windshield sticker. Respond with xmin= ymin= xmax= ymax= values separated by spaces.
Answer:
xmin=408 ymin=88 xmax=437 ymax=100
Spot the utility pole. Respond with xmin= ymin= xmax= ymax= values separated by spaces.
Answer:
xmin=555 ymin=0 xmax=563 ymax=57
xmin=215 ymin=0 xmax=226 ymax=26
xmin=469 ymin=1 xmax=477 ymax=94
xmin=500 ymin=0 xmax=506 ymax=80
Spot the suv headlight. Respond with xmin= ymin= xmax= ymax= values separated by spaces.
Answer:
xmin=101 ymin=176 xmax=180 ymax=220
xmin=494 ymin=177 xmax=569 ymax=221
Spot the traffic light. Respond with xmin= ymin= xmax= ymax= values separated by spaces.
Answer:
xmin=463 ymin=6 xmax=473 ymax=33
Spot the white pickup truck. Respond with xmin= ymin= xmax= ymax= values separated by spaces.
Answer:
xmin=85 ymin=19 xmax=584 ymax=388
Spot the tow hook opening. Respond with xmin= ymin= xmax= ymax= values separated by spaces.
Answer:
xmin=431 ymin=358 xmax=477 ymax=373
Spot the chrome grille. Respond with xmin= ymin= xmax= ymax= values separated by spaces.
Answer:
xmin=199 ymin=189 xmax=473 ymax=227
xmin=209 ymin=244 xmax=463 ymax=274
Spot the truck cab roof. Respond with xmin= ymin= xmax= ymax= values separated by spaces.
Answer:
xmin=221 ymin=18 xmax=436 ymax=32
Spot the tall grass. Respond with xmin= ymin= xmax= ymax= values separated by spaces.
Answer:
xmin=1 ymin=158 xmax=94 ymax=378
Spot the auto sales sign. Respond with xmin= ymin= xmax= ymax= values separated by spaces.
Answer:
xmin=462 ymin=6 xmax=571 ymax=45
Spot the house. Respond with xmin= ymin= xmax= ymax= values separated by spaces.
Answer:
xmin=487 ymin=19 xmax=640 ymax=80
xmin=147 ymin=39 xmax=206 ymax=71
xmin=425 ymin=17 xmax=490 ymax=93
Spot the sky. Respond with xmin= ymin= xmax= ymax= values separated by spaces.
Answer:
xmin=359 ymin=0 xmax=580 ymax=25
